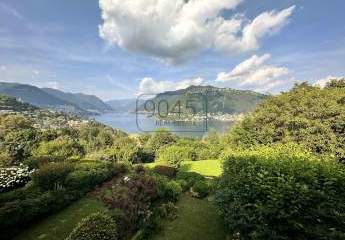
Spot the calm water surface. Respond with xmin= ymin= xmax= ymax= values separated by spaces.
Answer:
xmin=95 ymin=112 xmax=233 ymax=137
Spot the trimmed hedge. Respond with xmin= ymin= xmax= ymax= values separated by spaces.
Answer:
xmin=66 ymin=212 xmax=118 ymax=240
xmin=0 ymin=162 xmax=116 ymax=239
xmin=215 ymin=146 xmax=345 ymax=239
xmin=32 ymin=162 xmax=74 ymax=190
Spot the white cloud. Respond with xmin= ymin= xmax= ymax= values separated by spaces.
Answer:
xmin=0 ymin=65 xmax=6 ymax=71
xmin=33 ymin=69 xmax=40 ymax=75
xmin=46 ymin=81 xmax=60 ymax=89
xmin=138 ymin=77 xmax=204 ymax=95
xmin=99 ymin=0 xmax=295 ymax=63
xmin=216 ymin=54 xmax=289 ymax=92
xmin=314 ymin=75 xmax=344 ymax=88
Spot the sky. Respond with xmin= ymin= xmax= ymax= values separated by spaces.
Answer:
xmin=0 ymin=0 xmax=344 ymax=100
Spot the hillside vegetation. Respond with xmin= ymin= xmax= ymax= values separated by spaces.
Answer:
xmin=0 ymin=82 xmax=112 ymax=115
xmin=143 ymin=85 xmax=267 ymax=114
xmin=1 ymin=80 xmax=345 ymax=240
xmin=226 ymin=80 xmax=345 ymax=161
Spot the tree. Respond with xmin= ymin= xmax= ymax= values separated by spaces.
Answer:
xmin=225 ymin=81 xmax=345 ymax=161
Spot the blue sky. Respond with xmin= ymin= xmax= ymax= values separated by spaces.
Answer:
xmin=0 ymin=0 xmax=344 ymax=100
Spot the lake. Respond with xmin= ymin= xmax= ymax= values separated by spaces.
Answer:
xmin=95 ymin=112 xmax=234 ymax=137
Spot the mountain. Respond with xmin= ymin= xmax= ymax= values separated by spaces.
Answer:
xmin=0 ymin=82 xmax=112 ymax=115
xmin=0 ymin=94 xmax=38 ymax=112
xmin=106 ymin=99 xmax=137 ymax=112
xmin=42 ymin=88 xmax=113 ymax=114
xmin=142 ymin=85 xmax=267 ymax=114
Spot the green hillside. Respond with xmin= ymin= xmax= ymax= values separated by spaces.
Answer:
xmin=143 ymin=85 xmax=267 ymax=114
xmin=0 ymin=94 xmax=37 ymax=112
xmin=42 ymin=88 xmax=113 ymax=113
xmin=0 ymin=82 xmax=112 ymax=115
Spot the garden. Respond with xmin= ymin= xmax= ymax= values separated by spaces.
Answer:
xmin=1 ymin=81 xmax=345 ymax=239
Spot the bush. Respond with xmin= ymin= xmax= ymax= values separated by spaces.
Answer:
xmin=176 ymin=170 xmax=205 ymax=189
xmin=215 ymin=146 xmax=345 ymax=239
xmin=164 ymin=181 xmax=182 ymax=202
xmin=0 ymin=188 xmax=81 ymax=234
xmin=153 ymin=165 xmax=176 ymax=178
xmin=225 ymin=82 xmax=345 ymax=162
xmin=66 ymin=212 xmax=118 ymax=240
xmin=156 ymin=145 xmax=192 ymax=167
xmin=113 ymin=162 xmax=130 ymax=175
xmin=33 ymin=136 xmax=85 ymax=159
xmin=153 ymin=175 xmax=182 ymax=202
xmin=191 ymin=180 xmax=209 ymax=198
xmin=65 ymin=162 xmax=114 ymax=191
xmin=24 ymin=155 xmax=66 ymax=169
xmin=101 ymin=175 xmax=157 ymax=229
xmin=32 ymin=162 xmax=74 ymax=190
xmin=0 ymin=164 xmax=34 ymax=192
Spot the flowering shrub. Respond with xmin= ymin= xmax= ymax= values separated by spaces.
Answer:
xmin=0 ymin=164 xmax=34 ymax=192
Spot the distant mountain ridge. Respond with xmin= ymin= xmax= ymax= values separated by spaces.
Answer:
xmin=0 ymin=82 xmax=113 ymax=115
xmin=42 ymin=88 xmax=113 ymax=113
xmin=146 ymin=85 xmax=267 ymax=114
xmin=106 ymin=99 xmax=137 ymax=112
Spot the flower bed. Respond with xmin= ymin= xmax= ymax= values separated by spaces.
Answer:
xmin=0 ymin=164 xmax=34 ymax=192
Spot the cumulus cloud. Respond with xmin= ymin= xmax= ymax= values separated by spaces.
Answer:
xmin=314 ymin=75 xmax=345 ymax=88
xmin=138 ymin=77 xmax=204 ymax=95
xmin=0 ymin=65 xmax=6 ymax=71
xmin=99 ymin=0 xmax=295 ymax=63
xmin=216 ymin=54 xmax=289 ymax=92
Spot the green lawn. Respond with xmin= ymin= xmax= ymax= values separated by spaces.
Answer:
xmin=14 ymin=197 xmax=107 ymax=240
xmin=181 ymin=160 xmax=223 ymax=177
xmin=151 ymin=194 xmax=228 ymax=240
xmin=146 ymin=159 xmax=223 ymax=177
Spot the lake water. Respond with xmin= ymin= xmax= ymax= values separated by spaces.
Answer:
xmin=95 ymin=112 xmax=234 ymax=137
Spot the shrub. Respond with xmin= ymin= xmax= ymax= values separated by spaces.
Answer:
xmin=24 ymin=155 xmax=65 ymax=169
xmin=152 ymin=175 xmax=182 ymax=202
xmin=32 ymin=162 xmax=74 ymax=190
xmin=176 ymin=170 xmax=205 ymax=189
xmin=153 ymin=165 xmax=176 ymax=178
xmin=0 ymin=164 xmax=34 ymax=192
xmin=65 ymin=162 xmax=114 ymax=191
xmin=33 ymin=136 xmax=85 ymax=159
xmin=101 ymin=175 xmax=157 ymax=229
xmin=225 ymin=82 xmax=345 ymax=162
xmin=144 ymin=129 xmax=177 ymax=156
xmin=158 ymin=202 xmax=178 ymax=220
xmin=164 ymin=181 xmax=182 ymax=202
xmin=0 ymin=188 xmax=80 ymax=234
xmin=191 ymin=180 xmax=209 ymax=198
xmin=156 ymin=145 xmax=190 ymax=167
xmin=0 ymin=152 xmax=13 ymax=167
xmin=215 ymin=146 xmax=345 ymax=239
xmin=106 ymin=137 xmax=141 ymax=163
xmin=66 ymin=212 xmax=118 ymax=240
xmin=113 ymin=162 xmax=129 ymax=175
xmin=134 ymin=164 xmax=146 ymax=174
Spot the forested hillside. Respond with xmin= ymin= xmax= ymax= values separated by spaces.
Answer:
xmin=143 ymin=85 xmax=267 ymax=114
xmin=226 ymin=80 xmax=345 ymax=161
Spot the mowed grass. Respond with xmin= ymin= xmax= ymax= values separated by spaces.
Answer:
xmin=181 ymin=160 xmax=223 ymax=177
xmin=151 ymin=194 xmax=228 ymax=240
xmin=146 ymin=159 xmax=223 ymax=177
xmin=14 ymin=197 xmax=107 ymax=240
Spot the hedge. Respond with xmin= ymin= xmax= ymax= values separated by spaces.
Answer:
xmin=215 ymin=145 xmax=345 ymax=239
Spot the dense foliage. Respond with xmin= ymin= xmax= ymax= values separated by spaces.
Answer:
xmin=215 ymin=145 xmax=345 ymax=239
xmin=66 ymin=212 xmax=118 ymax=240
xmin=0 ymin=164 xmax=34 ymax=192
xmin=226 ymin=82 xmax=345 ymax=161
